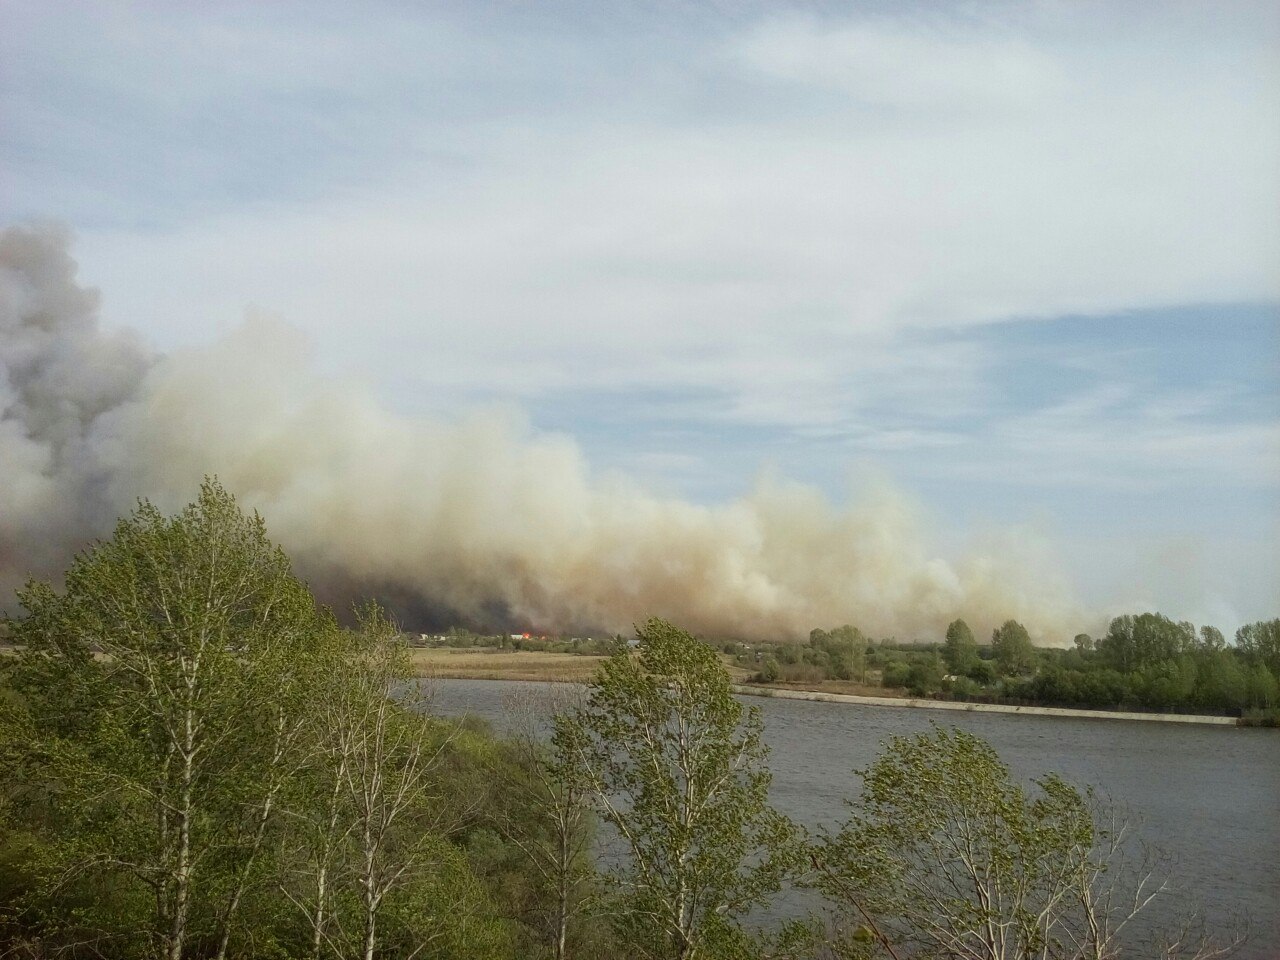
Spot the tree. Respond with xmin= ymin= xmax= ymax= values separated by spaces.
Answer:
xmin=290 ymin=604 xmax=473 ymax=960
xmin=1235 ymin=619 xmax=1280 ymax=675
xmin=1243 ymin=662 xmax=1278 ymax=709
xmin=1098 ymin=614 xmax=1196 ymax=673
xmin=807 ymin=625 xmax=869 ymax=683
xmin=5 ymin=479 xmax=325 ymax=960
xmin=943 ymin=619 xmax=977 ymax=673
xmin=491 ymin=687 xmax=596 ymax=960
xmin=1193 ymin=652 xmax=1245 ymax=712
xmin=1198 ymin=626 xmax=1225 ymax=652
xmin=906 ymin=656 xmax=944 ymax=697
xmin=993 ymin=620 xmax=1036 ymax=676
xmin=828 ymin=625 xmax=867 ymax=683
xmin=566 ymin=618 xmax=797 ymax=960
xmin=813 ymin=725 xmax=1233 ymax=960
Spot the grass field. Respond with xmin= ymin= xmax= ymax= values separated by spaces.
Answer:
xmin=410 ymin=645 xmax=772 ymax=686
xmin=408 ymin=647 xmax=611 ymax=682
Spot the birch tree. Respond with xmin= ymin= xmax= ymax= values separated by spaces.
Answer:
xmin=491 ymin=688 xmax=596 ymax=960
xmin=566 ymin=618 xmax=798 ymax=960
xmin=813 ymin=725 xmax=1236 ymax=960
xmin=285 ymin=604 xmax=472 ymax=960
xmin=6 ymin=479 xmax=324 ymax=960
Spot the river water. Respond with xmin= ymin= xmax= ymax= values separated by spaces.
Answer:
xmin=426 ymin=679 xmax=1279 ymax=958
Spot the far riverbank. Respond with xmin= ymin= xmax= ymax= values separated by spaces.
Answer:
xmin=409 ymin=647 xmax=1252 ymax=727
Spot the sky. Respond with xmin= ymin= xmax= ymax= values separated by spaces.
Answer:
xmin=2 ymin=0 xmax=1278 ymax=633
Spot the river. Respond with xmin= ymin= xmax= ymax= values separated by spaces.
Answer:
xmin=425 ymin=678 xmax=1279 ymax=958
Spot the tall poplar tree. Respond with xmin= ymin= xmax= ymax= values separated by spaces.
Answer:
xmin=942 ymin=618 xmax=977 ymax=673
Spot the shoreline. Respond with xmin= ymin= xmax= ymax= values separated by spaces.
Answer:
xmin=730 ymin=684 xmax=1242 ymax=726
xmin=406 ymin=650 xmax=1245 ymax=727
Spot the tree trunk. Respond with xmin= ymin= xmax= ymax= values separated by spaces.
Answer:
xmin=555 ymin=834 xmax=569 ymax=960
xmin=362 ymin=898 xmax=377 ymax=960
xmin=168 ymin=710 xmax=195 ymax=960
xmin=312 ymin=863 xmax=329 ymax=960
xmin=362 ymin=833 xmax=378 ymax=960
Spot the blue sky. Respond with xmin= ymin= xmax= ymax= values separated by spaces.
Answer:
xmin=2 ymin=0 xmax=1277 ymax=630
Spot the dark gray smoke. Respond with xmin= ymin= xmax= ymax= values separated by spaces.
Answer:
xmin=0 ymin=224 xmax=1081 ymax=641
xmin=0 ymin=224 xmax=152 ymax=595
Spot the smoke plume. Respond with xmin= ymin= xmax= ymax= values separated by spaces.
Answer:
xmin=1 ymin=223 xmax=1081 ymax=642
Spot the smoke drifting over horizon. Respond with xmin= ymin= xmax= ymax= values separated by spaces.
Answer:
xmin=1 ymin=223 xmax=1083 ymax=642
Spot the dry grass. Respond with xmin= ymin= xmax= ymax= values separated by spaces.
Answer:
xmin=411 ymin=646 xmax=770 ymax=688
xmin=408 ymin=647 xmax=610 ymax=683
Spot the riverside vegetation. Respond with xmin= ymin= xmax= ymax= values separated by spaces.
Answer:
xmin=415 ymin=611 xmax=1280 ymax=724
xmin=0 ymin=482 xmax=1244 ymax=959
xmin=743 ymin=616 xmax=1279 ymax=724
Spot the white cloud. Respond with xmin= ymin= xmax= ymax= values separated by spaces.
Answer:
xmin=732 ymin=17 xmax=1065 ymax=110
xmin=58 ymin=6 xmax=1275 ymax=429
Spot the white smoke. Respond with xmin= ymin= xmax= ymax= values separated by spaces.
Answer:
xmin=0 ymin=223 xmax=1082 ymax=642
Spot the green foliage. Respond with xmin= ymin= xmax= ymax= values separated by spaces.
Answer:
xmin=1194 ymin=651 xmax=1246 ymax=711
xmin=998 ymin=622 xmax=1280 ymax=715
xmin=0 ymin=478 xmax=1267 ymax=958
xmin=1097 ymin=613 xmax=1196 ymax=673
xmin=738 ymin=627 xmax=875 ymax=688
xmin=1244 ymin=662 xmax=1279 ymax=708
xmin=1236 ymin=618 xmax=1280 ymax=674
xmin=905 ymin=657 xmax=944 ymax=696
xmin=568 ymin=618 xmax=798 ymax=960
xmin=942 ymin=618 xmax=977 ymax=673
xmin=814 ymin=726 xmax=1201 ymax=960
xmin=880 ymin=661 xmax=912 ymax=689
xmin=1199 ymin=626 xmax=1225 ymax=651
xmin=0 ymin=482 xmax=527 ymax=960
xmin=992 ymin=620 xmax=1036 ymax=676
xmin=966 ymin=659 xmax=998 ymax=685
xmin=480 ymin=690 xmax=600 ymax=960
xmin=946 ymin=675 xmax=980 ymax=699
xmin=4 ymin=478 xmax=327 ymax=960
xmin=751 ymin=625 xmax=869 ymax=685
xmin=823 ymin=625 xmax=867 ymax=682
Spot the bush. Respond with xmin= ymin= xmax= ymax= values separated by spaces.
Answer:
xmin=881 ymin=662 xmax=912 ymax=689
xmin=1240 ymin=707 xmax=1280 ymax=728
xmin=906 ymin=660 xmax=943 ymax=696
xmin=965 ymin=660 xmax=997 ymax=685
xmin=946 ymin=676 xmax=979 ymax=700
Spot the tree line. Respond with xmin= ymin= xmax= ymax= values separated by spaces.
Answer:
xmin=735 ymin=614 xmax=1279 ymax=722
xmin=0 ymin=482 xmax=1242 ymax=958
xmin=927 ymin=615 xmax=1278 ymax=718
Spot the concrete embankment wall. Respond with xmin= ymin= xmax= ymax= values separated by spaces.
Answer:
xmin=732 ymin=685 xmax=1240 ymax=726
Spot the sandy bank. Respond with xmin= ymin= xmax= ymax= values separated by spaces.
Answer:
xmin=733 ymin=684 xmax=1241 ymax=726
